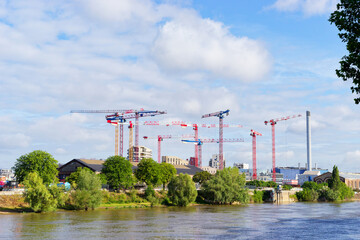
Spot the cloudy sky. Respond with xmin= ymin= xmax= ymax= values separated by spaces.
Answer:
xmin=0 ymin=0 xmax=359 ymax=172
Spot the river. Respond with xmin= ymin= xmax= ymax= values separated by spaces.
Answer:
xmin=1 ymin=202 xmax=360 ymax=239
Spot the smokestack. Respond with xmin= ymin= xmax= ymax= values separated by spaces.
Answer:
xmin=315 ymin=163 xmax=317 ymax=170
xmin=298 ymin=163 xmax=300 ymax=169
xmin=306 ymin=111 xmax=312 ymax=171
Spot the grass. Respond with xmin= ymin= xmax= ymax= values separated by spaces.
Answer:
xmin=100 ymin=202 xmax=151 ymax=209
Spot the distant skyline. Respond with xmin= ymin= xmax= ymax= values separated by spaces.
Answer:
xmin=1 ymin=0 xmax=359 ymax=172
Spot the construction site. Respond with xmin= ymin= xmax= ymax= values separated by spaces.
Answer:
xmin=70 ymin=109 xmax=316 ymax=184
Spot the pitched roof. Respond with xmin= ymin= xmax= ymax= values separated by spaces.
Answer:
xmin=77 ymin=159 xmax=105 ymax=172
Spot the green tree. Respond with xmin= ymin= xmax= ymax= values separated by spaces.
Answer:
xmin=202 ymin=167 xmax=249 ymax=204
xmin=167 ymin=174 xmax=197 ymax=206
xmin=135 ymin=158 xmax=160 ymax=186
xmin=296 ymin=188 xmax=319 ymax=201
xmin=159 ymin=162 xmax=177 ymax=190
xmin=192 ymin=171 xmax=212 ymax=185
xmin=71 ymin=168 xmax=102 ymax=210
xmin=101 ymin=156 xmax=135 ymax=191
xmin=66 ymin=167 xmax=93 ymax=185
xmin=23 ymin=172 xmax=61 ymax=212
xmin=328 ymin=165 xmax=342 ymax=191
xmin=13 ymin=150 xmax=59 ymax=185
xmin=329 ymin=0 xmax=360 ymax=104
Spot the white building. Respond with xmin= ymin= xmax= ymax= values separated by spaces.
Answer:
xmin=298 ymin=170 xmax=321 ymax=186
xmin=209 ymin=154 xmax=226 ymax=169
xmin=127 ymin=146 xmax=152 ymax=162
xmin=162 ymin=156 xmax=189 ymax=166
xmin=201 ymin=166 xmax=217 ymax=175
xmin=234 ymin=163 xmax=249 ymax=170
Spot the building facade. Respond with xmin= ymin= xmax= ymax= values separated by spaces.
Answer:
xmin=314 ymin=172 xmax=360 ymax=189
xmin=201 ymin=166 xmax=217 ymax=175
xmin=209 ymin=154 xmax=226 ymax=169
xmin=127 ymin=146 xmax=152 ymax=162
xmin=162 ymin=156 xmax=189 ymax=166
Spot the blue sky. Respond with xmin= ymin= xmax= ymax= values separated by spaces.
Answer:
xmin=0 ymin=0 xmax=359 ymax=172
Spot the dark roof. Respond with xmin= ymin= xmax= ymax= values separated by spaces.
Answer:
xmin=58 ymin=159 xmax=105 ymax=172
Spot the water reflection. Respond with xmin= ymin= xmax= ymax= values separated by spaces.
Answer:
xmin=1 ymin=202 xmax=360 ymax=239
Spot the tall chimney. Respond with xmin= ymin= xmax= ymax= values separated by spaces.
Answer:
xmin=306 ymin=111 xmax=312 ymax=171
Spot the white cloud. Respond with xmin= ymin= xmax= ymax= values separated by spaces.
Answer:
xmin=0 ymin=133 xmax=31 ymax=149
xmin=270 ymin=0 xmax=339 ymax=16
xmin=152 ymin=13 xmax=272 ymax=81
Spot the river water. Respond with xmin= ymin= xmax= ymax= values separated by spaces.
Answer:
xmin=1 ymin=202 xmax=360 ymax=239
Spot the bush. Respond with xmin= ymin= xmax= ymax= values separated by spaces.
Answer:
xmin=202 ymin=168 xmax=249 ymax=204
xmin=296 ymin=188 xmax=319 ymax=201
xmin=282 ymin=185 xmax=293 ymax=190
xmin=23 ymin=172 xmax=61 ymax=212
xmin=70 ymin=169 xmax=102 ymax=210
xmin=252 ymin=190 xmax=264 ymax=203
xmin=168 ymin=174 xmax=197 ymax=206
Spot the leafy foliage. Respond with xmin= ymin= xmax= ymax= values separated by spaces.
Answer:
xmin=101 ymin=156 xmax=135 ymax=190
xmin=135 ymin=158 xmax=161 ymax=186
xmin=282 ymin=185 xmax=293 ymax=190
xmin=328 ymin=165 xmax=342 ymax=191
xmin=23 ymin=172 xmax=64 ymax=212
xmin=252 ymin=190 xmax=264 ymax=203
xmin=158 ymin=162 xmax=177 ymax=190
xmin=202 ymin=167 xmax=249 ymax=204
xmin=66 ymin=167 xmax=93 ymax=186
xmin=329 ymin=0 xmax=360 ymax=104
xmin=168 ymin=174 xmax=197 ymax=206
xmin=70 ymin=168 xmax=102 ymax=210
xmin=192 ymin=171 xmax=212 ymax=184
xmin=13 ymin=150 xmax=59 ymax=185
xmin=296 ymin=188 xmax=319 ymax=201
xmin=298 ymin=166 xmax=354 ymax=202
xmin=246 ymin=180 xmax=277 ymax=188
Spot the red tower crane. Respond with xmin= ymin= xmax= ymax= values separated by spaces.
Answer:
xmin=106 ymin=110 xmax=166 ymax=160
xmin=143 ymin=134 xmax=193 ymax=163
xmin=182 ymin=138 xmax=244 ymax=168
xmin=201 ymin=110 xmax=230 ymax=170
xmin=264 ymin=114 xmax=302 ymax=182
xmin=143 ymin=119 xmax=242 ymax=167
xmin=250 ymin=129 xmax=262 ymax=180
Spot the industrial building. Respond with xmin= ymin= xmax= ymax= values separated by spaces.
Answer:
xmin=314 ymin=172 xmax=360 ymax=190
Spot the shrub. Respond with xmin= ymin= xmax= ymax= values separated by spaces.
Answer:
xmin=23 ymin=172 xmax=59 ymax=212
xmin=296 ymin=188 xmax=318 ymax=201
xmin=252 ymin=190 xmax=264 ymax=203
xmin=70 ymin=169 xmax=102 ymax=210
xmin=202 ymin=168 xmax=249 ymax=204
xmin=168 ymin=174 xmax=197 ymax=206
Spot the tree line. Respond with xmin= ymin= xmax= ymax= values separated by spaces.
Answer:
xmin=12 ymin=150 xmax=250 ymax=212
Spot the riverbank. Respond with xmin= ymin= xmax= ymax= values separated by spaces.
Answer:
xmin=1 ymin=190 xmax=359 ymax=213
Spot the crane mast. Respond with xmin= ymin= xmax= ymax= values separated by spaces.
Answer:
xmin=264 ymin=114 xmax=302 ymax=182
xmin=201 ymin=109 xmax=230 ymax=170
xmin=250 ymin=129 xmax=262 ymax=180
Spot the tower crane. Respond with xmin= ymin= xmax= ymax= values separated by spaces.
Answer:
xmin=143 ymin=118 xmax=242 ymax=167
xmin=143 ymin=134 xmax=193 ymax=163
xmin=250 ymin=129 xmax=262 ymax=180
xmin=106 ymin=109 xmax=166 ymax=159
xmin=264 ymin=114 xmax=302 ymax=182
xmin=201 ymin=109 xmax=230 ymax=170
xmin=182 ymin=137 xmax=244 ymax=168
xmin=70 ymin=109 xmax=135 ymax=156
xmin=128 ymin=121 xmax=134 ymax=162
xmin=70 ymin=109 xmax=166 ymax=158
